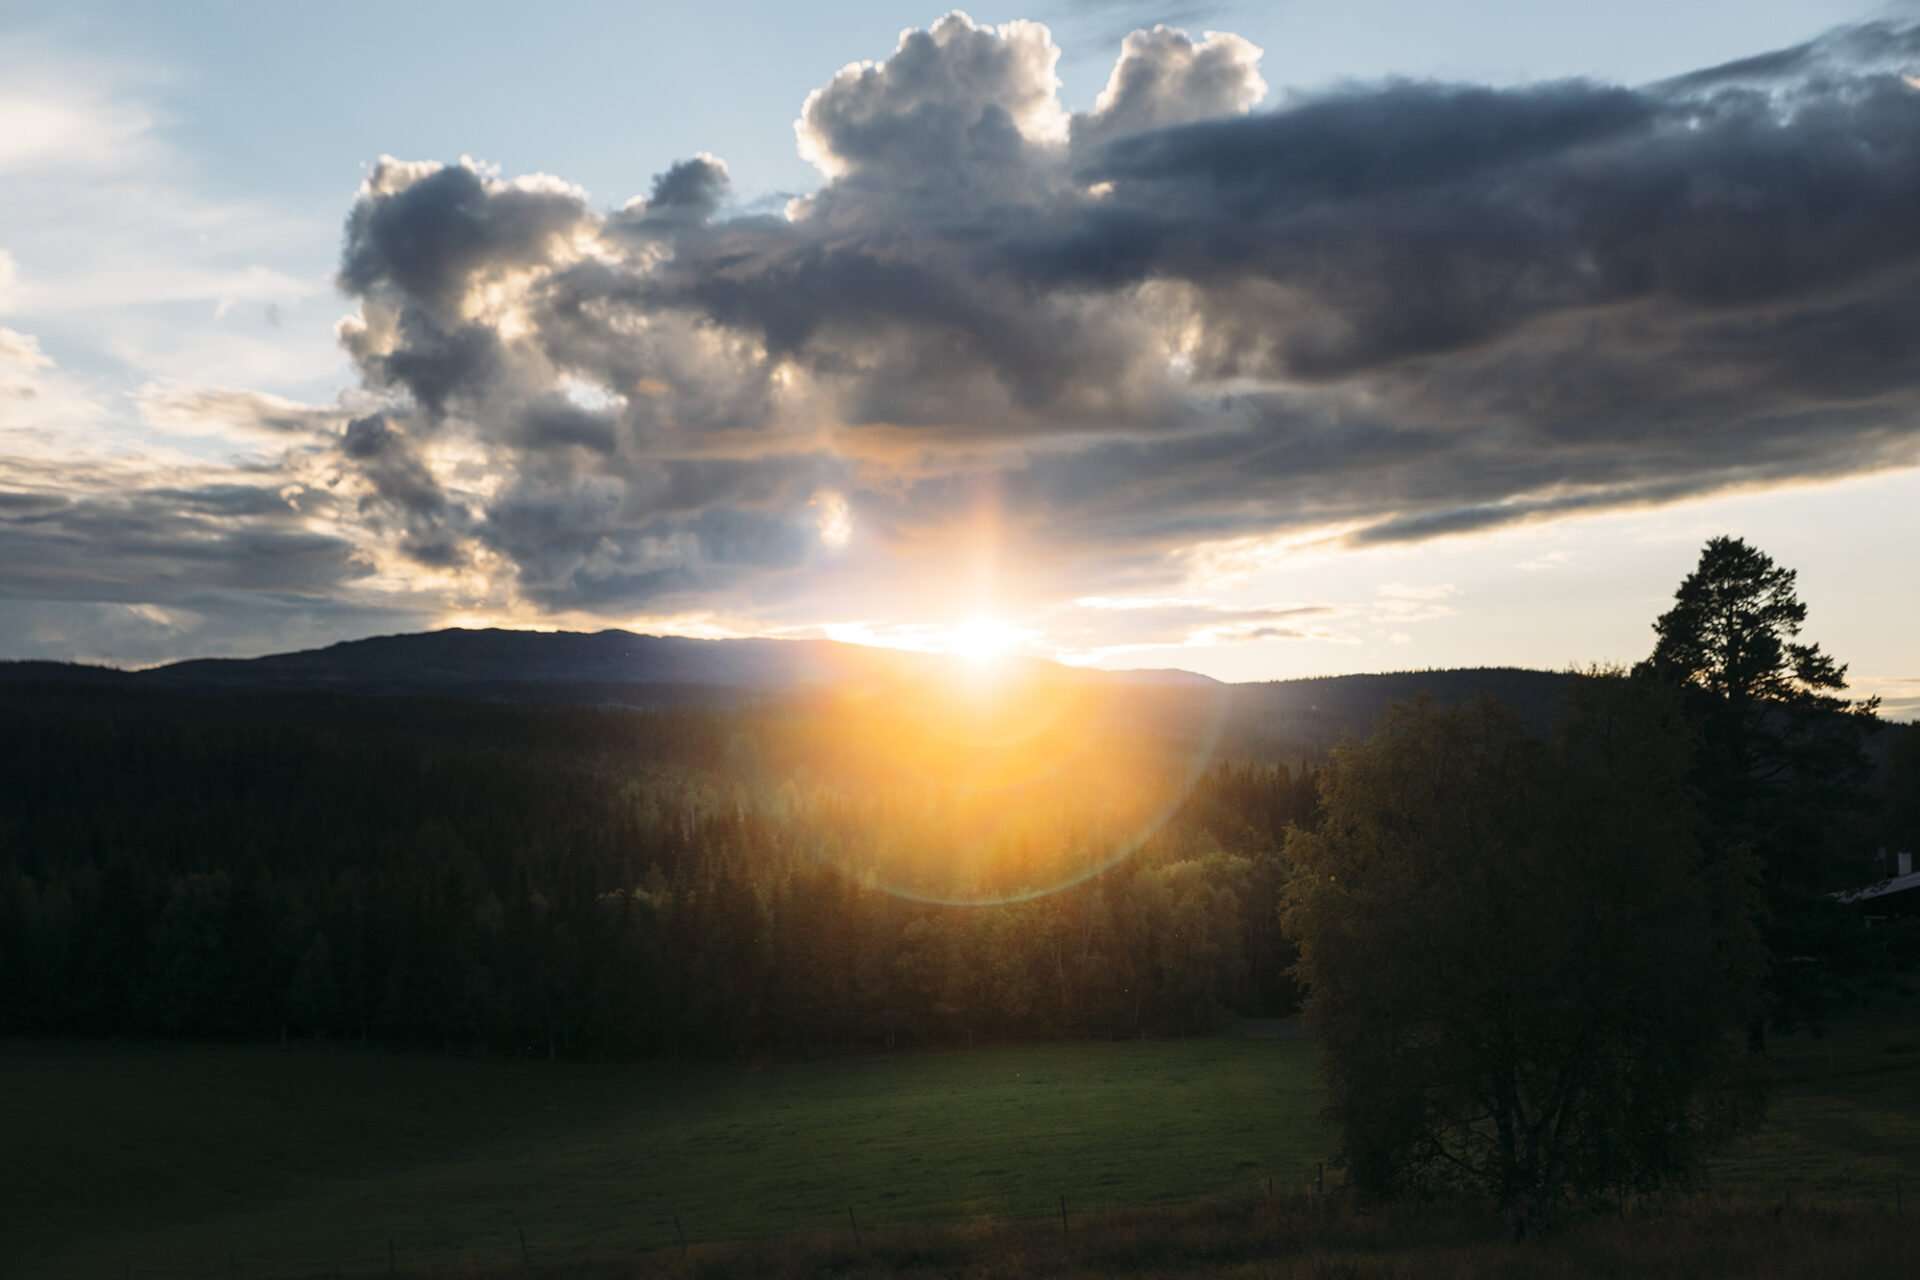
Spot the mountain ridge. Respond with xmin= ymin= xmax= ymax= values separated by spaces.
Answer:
xmin=0 ymin=626 xmax=1577 ymax=699
xmin=0 ymin=628 xmax=1584 ymax=755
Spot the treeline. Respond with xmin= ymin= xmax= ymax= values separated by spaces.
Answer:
xmin=0 ymin=681 xmax=1317 ymax=1056
xmin=3 ymin=534 xmax=1912 ymax=1082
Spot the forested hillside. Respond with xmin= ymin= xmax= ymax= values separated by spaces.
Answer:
xmin=0 ymin=676 xmax=1317 ymax=1057
xmin=5 ymin=633 xmax=1907 ymax=1064
xmin=1 ymin=627 xmax=1585 ymax=760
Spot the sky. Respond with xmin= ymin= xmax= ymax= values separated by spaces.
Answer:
xmin=1 ymin=0 xmax=1916 ymax=716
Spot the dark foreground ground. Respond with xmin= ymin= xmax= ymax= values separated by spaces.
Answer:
xmin=5 ymin=1007 xmax=1915 ymax=1278
xmin=521 ymin=1196 xmax=1916 ymax=1279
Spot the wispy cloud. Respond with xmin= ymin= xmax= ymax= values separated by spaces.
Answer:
xmin=1856 ymin=675 xmax=1920 ymax=723
xmin=0 ymin=42 xmax=333 ymax=382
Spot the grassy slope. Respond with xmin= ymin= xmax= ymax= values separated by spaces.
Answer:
xmin=6 ymin=1007 xmax=1916 ymax=1278
xmin=1707 ymin=1006 xmax=1920 ymax=1198
xmin=2 ymin=1036 xmax=1323 ymax=1278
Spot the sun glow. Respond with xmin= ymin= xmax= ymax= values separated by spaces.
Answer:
xmin=813 ymin=490 xmax=853 ymax=548
xmin=945 ymin=615 xmax=1022 ymax=666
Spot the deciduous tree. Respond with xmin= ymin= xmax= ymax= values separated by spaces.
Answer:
xmin=1283 ymin=681 xmax=1761 ymax=1230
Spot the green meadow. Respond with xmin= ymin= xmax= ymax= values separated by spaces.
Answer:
xmin=5 ymin=1035 xmax=1322 ymax=1278
xmin=6 ymin=1010 xmax=1915 ymax=1278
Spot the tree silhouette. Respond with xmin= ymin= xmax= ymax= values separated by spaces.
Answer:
xmin=1644 ymin=536 xmax=1863 ymax=714
xmin=1638 ymin=536 xmax=1882 ymax=1047
xmin=1283 ymin=681 xmax=1761 ymax=1231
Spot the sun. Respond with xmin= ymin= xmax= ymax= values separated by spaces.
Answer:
xmin=946 ymin=615 xmax=1020 ymax=666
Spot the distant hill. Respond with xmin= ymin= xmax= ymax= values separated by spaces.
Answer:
xmin=1 ymin=628 xmax=1583 ymax=756
xmin=0 ymin=660 xmax=134 ymax=686
xmin=10 ymin=628 xmax=1227 ymax=698
xmin=39 ymin=632 xmax=1888 ymax=779
xmin=1223 ymin=667 xmax=1577 ymax=756
xmin=151 ymin=629 xmax=894 ymax=694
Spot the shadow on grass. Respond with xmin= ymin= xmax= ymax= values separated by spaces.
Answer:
xmin=432 ymin=1191 xmax=1916 ymax=1279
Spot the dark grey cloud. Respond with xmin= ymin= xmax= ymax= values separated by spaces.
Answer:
xmin=0 ymin=480 xmax=367 ymax=606
xmin=1080 ymin=79 xmax=1653 ymax=201
xmin=516 ymin=398 xmax=618 ymax=454
xmin=1654 ymin=20 xmax=1920 ymax=94
xmin=0 ymin=424 xmax=434 ymax=662
xmin=0 ymin=596 xmax=435 ymax=667
xmin=1039 ymin=64 xmax=1920 ymax=391
xmin=365 ymin=319 xmax=504 ymax=419
xmin=339 ymin=159 xmax=590 ymax=322
xmin=613 ymin=154 xmax=732 ymax=234
xmin=314 ymin=15 xmax=1920 ymax=618
xmin=474 ymin=449 xmax=849 ymax=610
xmin=144 ymin=484 xmax=308 ymax=518
xmin=338 ymin=414 xmax=469 ymax=567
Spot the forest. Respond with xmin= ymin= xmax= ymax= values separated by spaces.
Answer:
xmin=0 ymin=670 xmax=1909 ymax=1064
xmin=0 ymin=675 xmax=1319 ymax=1057
xmin=2 ymin=540 xmax=1915 ymax=1087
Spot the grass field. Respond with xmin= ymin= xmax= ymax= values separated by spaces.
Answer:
xmin=5 ymin=1008 xmax=1916 ymax=1279
xmin=1706 ymin=1009 xmax=1920 ymax=1200
xmin=3 ymin=1034 xmax=1324 ymax=1278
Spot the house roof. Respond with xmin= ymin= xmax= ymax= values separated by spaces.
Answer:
xmin=1834 ymin=868 xmax=1920 ymax=905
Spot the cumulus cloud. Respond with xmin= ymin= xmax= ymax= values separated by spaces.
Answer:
xmin=794 ymin=11 xmax=1068 ymax=193
xmin=615 ymin=154 xmax=732 ymax=234
xmin=1071 ymin=25 xmax=1265 ymax=151
xmin=311 ymin=14 xmax=1920 ymax=621
xmin=9 ymin=13 xmax=1920 ymax=661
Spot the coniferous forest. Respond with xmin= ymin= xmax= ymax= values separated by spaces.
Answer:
xmin=0 ymin=675 xmax=1321 ymax=1057
xmin=6 ymin=654 xmax=1913 ymax=1067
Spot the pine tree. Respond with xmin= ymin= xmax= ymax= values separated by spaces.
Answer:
xmin=1638 ymin=536 xmax=1882 ymax=1046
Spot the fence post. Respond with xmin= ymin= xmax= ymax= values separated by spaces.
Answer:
xmin=517 ymin=1224 xmax=530 ymax=1268
xmin=388 ymin=1236 xmax=396 ymax=1275
xmin=673 ymin=1212 xmax=689 ymax=1259
xmin=1059 ymin=1194 xmax=1070 ymax=1242
xmin=1316 ymin=1162 xmax=1324 ymax=1198
xmin=848 ymin=1205 xmax=863 ymax=1250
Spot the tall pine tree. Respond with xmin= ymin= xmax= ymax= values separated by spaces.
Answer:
xmin=1637 ymin=536 xmax=1882 ymax=1047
